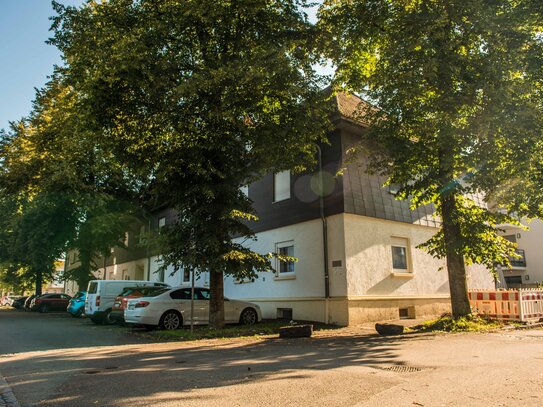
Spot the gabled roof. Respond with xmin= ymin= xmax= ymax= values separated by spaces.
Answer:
xmin=333 ymin=92 xmax=372 ymax=127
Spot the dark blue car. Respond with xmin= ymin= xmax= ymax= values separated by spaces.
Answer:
xmin=67 ymin=291 xmax=86 ymax=317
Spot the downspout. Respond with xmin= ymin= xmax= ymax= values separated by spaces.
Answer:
xmin=316 ymin=145 xmax=330 ymax=323
xmin=141 ymin=209 xmax=153 ymax=281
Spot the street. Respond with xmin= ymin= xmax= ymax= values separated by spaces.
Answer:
xmin=1 ymin=309 xmax=542 ymax=406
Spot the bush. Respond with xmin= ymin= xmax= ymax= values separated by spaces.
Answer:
xmin=415 ymin=313 xmax=503 ymax=333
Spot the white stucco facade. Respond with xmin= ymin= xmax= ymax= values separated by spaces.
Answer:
xmin=218 ymin=213 xmax=495 ymax=325
xmin=499 ymin=218 xmax=543 ymax=287
xmin=67 ymin=213 xmax=495 ymax=325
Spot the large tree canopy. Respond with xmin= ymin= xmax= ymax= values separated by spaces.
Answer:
xmin=51 ymin=0 xmax=330 ymax=327
xmin=0 ymin=75 xmax=139 ymax=293
xmin=319 ymin=0 xmax=543 ymax=316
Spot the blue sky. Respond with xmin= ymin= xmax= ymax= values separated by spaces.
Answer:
xmin=0 ymin=0 xmax=84 ymax=132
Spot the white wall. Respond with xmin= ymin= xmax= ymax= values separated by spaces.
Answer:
xmin=148 ymin=255 xmax=209 ymax=288
xmin=501 ymin=219 xmax=543 ymax=286
xmin=521 ymin=219 xmax=543 ymax=285
xmin=225 ymin=218 xmax=330 ymax=301
xmin=103 ymin=259 xmax=147 ymax=282
xmin=343 ymin=213 xmax=494 ymax=297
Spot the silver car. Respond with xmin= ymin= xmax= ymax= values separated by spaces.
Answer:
xmin=124 ymin=286 xmax=262 ymax=330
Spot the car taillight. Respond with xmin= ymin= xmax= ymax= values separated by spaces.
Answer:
xmin=135 ymin=301 xmax=150 ymax=308
xmin=95 ymin=296 xmax=100 ymax=306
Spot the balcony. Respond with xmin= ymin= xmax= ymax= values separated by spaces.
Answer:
xmin=509 ymin=249 xmax=527 ymax=268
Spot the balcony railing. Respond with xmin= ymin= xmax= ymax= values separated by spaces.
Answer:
xmin=509 ymin=249 xmax=527 ymax=268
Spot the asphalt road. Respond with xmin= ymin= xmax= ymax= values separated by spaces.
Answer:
xmin=1 ymin=308 xmax=543 ymax=407
xmin=0 ymin=308 xmax=150 ymax=355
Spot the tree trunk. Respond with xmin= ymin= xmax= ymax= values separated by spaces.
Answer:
xmin=441 ymin=194 xmax=471 ymax=318
xmin=76 ymin=274 xmax=92 ymax=292
xmin=209 ymin=269 xmax=225 ymax=329
xmin=35 ymin=268 xmax=43 ymax=296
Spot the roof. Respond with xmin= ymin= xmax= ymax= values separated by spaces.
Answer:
xmin=333 ymin=92 xmax=372 ymax=127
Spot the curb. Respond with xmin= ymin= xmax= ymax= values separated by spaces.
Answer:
xmin=0 ymin=374 xmax=19 ymax=407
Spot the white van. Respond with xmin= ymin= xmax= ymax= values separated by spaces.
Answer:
xmin=85 ymin=280 xmax=169 ymax=324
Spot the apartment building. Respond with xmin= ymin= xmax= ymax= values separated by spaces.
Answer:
xmin=64 ymin=93 xmax=494 ymax=325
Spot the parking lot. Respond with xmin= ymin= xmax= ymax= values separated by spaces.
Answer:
xmin=1 ymin=308 xmax=543 ymax=406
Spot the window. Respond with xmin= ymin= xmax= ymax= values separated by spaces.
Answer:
xmin=139 ymin=225 xmax=146 ymax=244
xmin=391 ymin=237 xmax=410 ymax=272
xmin=240 ymin=185 xmax=249 ymax=196
xmin=70 ymin=251 xmax=78 ymax=265
xmin=123 ymin=232 xmax=129 ymax=247
xmin=276 ymin=241 xmax=295 ymax=274
xmin=196 ymin=288 xmax=211 ymax=300
xmin=505 ymin=276 xmax=522 ymax=285
xmin=273 ymin=170 xmax=291 ymax=202
xmin=88 ymin=282 xmax=98 ymax=294
xmin=158 ymin=217 xmax=166 ymax=230
xmin=169 ymin=288 xmax=192 ymax=300
xmin=183 ymin=268 xmax=191 ymax=283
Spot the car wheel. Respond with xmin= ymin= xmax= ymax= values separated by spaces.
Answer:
xmin=240 ymin=308 xmax=258 ymax=325
xmin=160 ymin=311 xmax=182 ymax=330
xmin=90 ymin=316 xmax=102 ymax=324
xmin=103 ymin=309 xmax=115 ymax=325
xmin=39 ymin=304 xmax=49 ymax=314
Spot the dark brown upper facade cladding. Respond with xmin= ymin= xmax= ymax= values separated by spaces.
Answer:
xmin=248 ymin=93 xmax=439 ymax=233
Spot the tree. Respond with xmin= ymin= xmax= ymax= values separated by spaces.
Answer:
xmin=319 ymin=0 xmax=543 ymax=317
xmin=0 ymin=76 xmax=139 ymax=293
xmin=51 ymin=0 xmax=330 ymax=328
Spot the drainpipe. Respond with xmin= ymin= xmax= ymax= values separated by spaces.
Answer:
xmin=141 ymin=209 xmax=153 ymax=281
xmin=103 ymin=254 xmax=107 ymax=280
xmin=316 ymin=145 xmax=330 ymax=323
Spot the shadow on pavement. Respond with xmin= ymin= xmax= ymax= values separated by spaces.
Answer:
xmin=2 ymin=331 xmax=417 ymax=406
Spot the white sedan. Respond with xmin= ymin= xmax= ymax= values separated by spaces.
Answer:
xmin=124 ymin=286 xmax=262 ymax=330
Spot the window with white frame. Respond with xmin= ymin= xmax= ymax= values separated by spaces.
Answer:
xmin=273 ymin=170 xmax=291 ymax=202
xmin=123 ymin=232 xmax=129 ymax=247
xmin=240 ymin=185 xmax=249 ymax=196
xmin=182 ymin=268 xmax=191 ymax=283
xmin=276 ymin=241 xmax=295 ymax=274
xmin=391 ymin=237 xmax=410 ymax=272
xmin=158 ymin=217 xmax=166 ymax=230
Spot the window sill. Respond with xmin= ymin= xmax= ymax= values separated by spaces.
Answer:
xmin=234 ymin=279 xmax=254 ymax=285
xmin=392 ymin=271 xmax=414 ymax=278
xmin=274 ymin=274 xmax=296 ymax=281
xmin=272 ymin=198 xmax=291 ymax=204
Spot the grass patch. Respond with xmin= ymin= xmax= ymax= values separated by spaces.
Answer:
xmin=412 ymin=314 xmax=505 ymax=333
xmin=144 ymin=320 xmax=340 ymax=341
